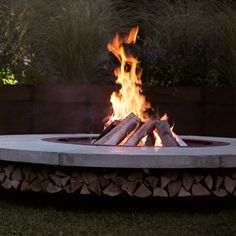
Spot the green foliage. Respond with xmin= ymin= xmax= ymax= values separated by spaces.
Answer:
xmin=0 ymin=65 xmax=18 ymax=85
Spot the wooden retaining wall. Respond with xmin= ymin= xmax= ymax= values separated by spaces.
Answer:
xmin=0 ymin=85 xmax=235 ymax=137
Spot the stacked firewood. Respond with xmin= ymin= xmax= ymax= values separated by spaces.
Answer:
xmin=94 ymin=113 xmax=185 ymax=147
xmin=0 ymin=163 xmax=236 ymax=197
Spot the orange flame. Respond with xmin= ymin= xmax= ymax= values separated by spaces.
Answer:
xmin=106 ymin=26 xmax=150 ymax=126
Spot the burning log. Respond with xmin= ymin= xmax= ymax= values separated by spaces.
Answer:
xmin=155 ymin=120 xmax=179 ymax=147
xmin=96 ymin=120 xmax=120 ymax=140
xmin=145 ymin=133 xmax=155 ymax=146
xmin=124 ymin=120 xmax=156 ymax=146
xmin=95 ymin=113 xmax=140 ymax=145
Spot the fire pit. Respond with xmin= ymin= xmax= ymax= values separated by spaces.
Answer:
xmin=0 ymin=134 xmax=235 ymax=198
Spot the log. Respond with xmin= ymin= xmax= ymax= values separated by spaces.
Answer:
xmin=134 ymin=184 xmax=152 ymax=198
xmin=70 ymin=178 xmax=83 ymax=193
xmin=4 ymin=165 xmax=14 ymax=178
xmin=172 ymin=131 xmax=188 ymax=147
xmin=95 ymin=113 xmax=141 ymax=145
xmin=47 ymin=183 xmax=62 ymax=193
xmin=80 ymin=184 xmax=91 ymax=195
xmin=29 ymin=172 xmax=37 ymax=182
xmin=11 ymin=168 xmax=23 ymax=181
xmin=98 ymin=176 xmax=110 ymax=188
xmin=165 ymin=171 xmax=179 ymax=181
xmin=30 ymin=180 xmax=42 ymax=192
xmin=204 ymin=175 xmax=213 ymax=190
xmin=61 ymin=176 xmax=70 ymax=187
xmin=21 ymin=180 xmax=30 ymax=191
xmin=121 ymin=180 xmax=137 ymax=196
xmin=213 ymin=188 xmax=228 ymax=197
xmin=182 ymin=172 xmax=193 ymax=191
xmin=153 ymin=187 xmax=168 ymax=197
xmin=193 ymin=174 xmax=204 ymax=183
xmin=160 ymin=176 xmax=171 ymax=188
xmin=50 ymin=175 xmax=62 ymax=187
xmin=88 ymin=182 xmax=101 ymax=195
xmin=168 ymin=180 xmax=182 ymax=197
xmin=143 ymin=107 xmax=159 ymax=120
xmin=124 ymin=120 xmax=156 ymax=146
xmin=55 ymin=169 xmax=67 ymax=177
xmin=112 ymin=176 xmax=126 ymax=186
xmin=2 ymin=178 xmax=12 ymax=189
xmin=192 ymin=183 xmax=211 ymax=196
xmin=224 ymin=176 xmax=236 ymax=193
xmin=145 ymin=176 xmax=159 ymax=189
xmin=127 ymin=171 xmax=143 ymax=182
xmin=216 ymin=176 xmax=224 ymax=189
xmin=41 ymin=180 xmax=50 ymax=192
xmin=96 ymin=120 xmax=120 ymax=140
xmin=155 ymin=120 xmax=179 ymax=147
xmin=178 ymin=187 xmax=191 ymax=197
xmin=82 ymin=172 xmax=98 ymax=185
xmin=36 ymin=171 xmax=46 ymax=181
xmin=10 ymin=179 xmax=20 ymax=189
xmin=145 ymin=133 xmax=155 ymax=146
xmin=103 ymin=183 xmax=122 ymax=196
xmin=22 ymin=167 xmax=31 ymax=180
xmin=0 ymin=172 xmax=5 ymax=182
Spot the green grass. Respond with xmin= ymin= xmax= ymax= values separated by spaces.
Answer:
xmin=1 ymin=191 xmax=236 ymax=236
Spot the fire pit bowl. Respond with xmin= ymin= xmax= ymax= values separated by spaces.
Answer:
xmin=0 ymin=134 xmax=236 ymax=197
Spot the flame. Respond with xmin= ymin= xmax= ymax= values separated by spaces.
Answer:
xmin=106 ymin=26 xmax=150 ymax=126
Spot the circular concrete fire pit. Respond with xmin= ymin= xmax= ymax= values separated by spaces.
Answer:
xmin=0 ymin=134 xmax=236 ymax=198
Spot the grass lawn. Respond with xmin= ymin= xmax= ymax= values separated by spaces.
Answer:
xmin=0 ymin=191 xmax=236 ymax=236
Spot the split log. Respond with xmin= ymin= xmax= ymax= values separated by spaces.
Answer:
xmin=216 ymin=176 xmax=224 ymax=189
xmin=11 ymin=179 xmax=20 ymax=189
xmin=124 ymin=120 xmax=156 ymax=146
xmin=30 ymin=180 xmax=42 ymax=192
xmin=231 ymin=172 xmax=236 ymax=180
xmin=165 ymin=171 xmax=179 ymax=181
xmin=121 ymin=180 xmax=137 ymax=196
xmin=178 ymin=187 xmax=191 ymax=197
xmin=47 ymin=183 xmax=62 ymax=193
xmin=192 ymin=183 xmax=211 ymax=196
xmin=21 ymin=180 xmax=30 ymax=191
xmin=50 ymin=175 xmax=62 ymax=187
xmin=88 ymin=182 xmax=101 ymax=195
xmin=204 ymin=175 xmax=213 ymax=190
xmin=29 ymin=172 xmax=37 ymax=182
xmin=193 ymin=174 xmax=204 ymax=183
xmin=168 ymin=180 xmax=182 ymax=197
xmin=153 ymin=187 xmax=168 ymax=197
xmin=80 ymin=184 xmax=91 ymax=195
xmin=103 ymin=183 xmax=122 ymax=196
xmin=4 ymin=165 xmax=14 ymax=178
xmin=134 ymin=184 xmax=152 ymax=198
xmin=112 ymin=176 xmax=126 ymax=186
xmin=98 ymin=176 xmax=110 ymax=188
xmin=213 ymin=188 xmax=228 ymax=197
xmin=224 ymin=176 xmax=236 ymax=193
xmin=22 ymin=167 xmax=31 ymax=180
xmin=11 ymin=168 xmax=23 ymax=181
xmin=70 ymin=178 xmax=83 ymax=193
xmin=41 ymin=180 xmax=50 ymax=192
xmin=0 ymin=172 xmax=5 ymax=182
xmin=172 ymin=131 xmax=188 ymax=147
xmin=96 ymin=120 xmax=120 ymax=140
xmin=127 ymin=171 xmax=143 ymax=182
xmin=145 ymin=176 xmax=159 ymax=189
xmin=95 ymin=113 xmax=141 ymax=145
xmin=160 ymin=176 xmax=171 ymax=188
xmin=61 ymin=176 xmax=70 ymax=187
xmin=104 ymin=171 xmax=118 ymax=181
xmin=82 ymin=172 xmax=98 ymax=185
xmin=2 ymin=178 xmax=12 ymax=189
xmin=55 ymin=169 xmax=67 ymax=177
xmin=145 ymin=133 xmax=155 ymax=146
xmin=182 ymin=172 xmax=193 ymax=191
xmin=155 ymin=120 xmax=179 ymax=147
xmin=36 ymin=171 xmax=46 ymax=181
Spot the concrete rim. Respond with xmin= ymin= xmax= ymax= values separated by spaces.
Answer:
xmin=0 ymin=134 xmax=235 ymax=168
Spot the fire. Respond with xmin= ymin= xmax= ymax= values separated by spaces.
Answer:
xmin=103 ymin=27 xmax=184 ymax=147
xmin=106 ymin=26 xmax=150 ymax=126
